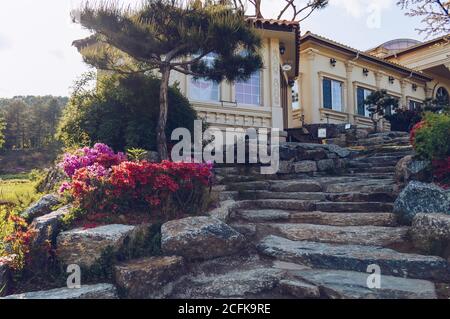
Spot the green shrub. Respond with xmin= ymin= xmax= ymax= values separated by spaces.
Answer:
xmin=414 ymin=112 xmax=450 ymax=160
xmin=57 ymin=72 xmax=198 ymax=151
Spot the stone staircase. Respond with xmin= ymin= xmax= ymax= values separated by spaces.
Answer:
xmin=211 ymin=132 xmax=450 ymax=298
xmin=4 ymin=132 xmax=449 ymax=299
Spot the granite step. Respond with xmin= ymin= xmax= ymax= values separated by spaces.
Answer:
xmin=232 ymin=210 xmax=397 ymax=226
xmin=257 ymin=236 xmax=450 ymax=282
xmin=315 ymin=201 xmax=393 ymax=213
xmin=256 ymin=223 xmax=408 ymax=247
xmin=237 ymin=191 xmax=395 ymax=203
xmin=291 ymin=269 xmax=437 ymax=299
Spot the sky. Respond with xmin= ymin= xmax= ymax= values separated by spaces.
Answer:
xmin=0 ymin=0 xmax=426 ymax=98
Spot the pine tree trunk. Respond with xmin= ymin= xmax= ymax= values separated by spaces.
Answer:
xmin=157 ymin=66 xmax=171 ymax=160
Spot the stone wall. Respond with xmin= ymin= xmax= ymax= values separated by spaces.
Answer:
xmin=278 ymin=143 xmax=351 ymax=174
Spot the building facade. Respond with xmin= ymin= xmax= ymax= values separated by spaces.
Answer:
xmin=293 ymin=33 xmax=450 ymax=130
xmin=169 ymin=19 xmax=299 ymax=131
xmin=74 ymin=20 xmax=450 ymax=133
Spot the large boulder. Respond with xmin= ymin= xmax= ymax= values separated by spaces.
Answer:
xmin=395 ymin=155 xmax=431 ymax=186
xmin=411 ymin=213 xmax=450 ymax=261
xmin=21 ymin=194 xmax=62 ymax=220
xmin=56 ymin=224 xmax=139 ymax=269
xmin=161 ymin=216 xmax=246 ymax=260
xmin=1 ymin=283 xmax=118 ymax=299
xmin=114 ymin=256 xmax=185 ymax=299
xmin=31 ymin=205 xmax=72 ymax=247
xmin=393 ymin=181 xmax=450 ymax=224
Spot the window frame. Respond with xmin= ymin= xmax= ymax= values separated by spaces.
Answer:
xmin=356 ymin=86 xmax=373 ymax=117
xmin=235 ymin=71 xmax=263 ymax=107
xmin=322 ymin=77 xmax=344 ymax=112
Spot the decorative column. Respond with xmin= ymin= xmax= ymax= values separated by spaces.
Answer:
xmin=425 ymin=83 xmax=434 ymax=99
xmin=374 ymin=71 xmax=383 ymax=89
xmin=400 ymin=80 xmax=408 ymax=110
xmin=269 ymin=38 xmax=284 ymax=130
xmin=345 ymin=62 xmax=355 ymax=124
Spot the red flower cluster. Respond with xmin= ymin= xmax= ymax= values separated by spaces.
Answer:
xmin=1 ymin=213 xmax=36 ymax=270
xmin=65 ymin=160 xmax=213 ymax=215
xmin=432 ymin=156 xmax=450 ymax=189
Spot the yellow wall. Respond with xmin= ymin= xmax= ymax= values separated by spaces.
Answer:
xmin=295 ymin=41 xmax=429 ymax=130
xmin=170 ymin=35 xmax=290 ymax=131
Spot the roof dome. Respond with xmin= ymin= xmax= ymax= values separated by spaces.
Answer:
xmin=380 ymin=39 xmax=421 ymax=51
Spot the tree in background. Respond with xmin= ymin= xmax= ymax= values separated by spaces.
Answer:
xmin=74 ymin=0 xmax=263 ymax=159
xmin=364 ymin=89 xmax=399 ymax=132
xmin=228 ymin=0 xmax=328 ymax=21
xmin=398 ymin=0 xmax=450 ymax=37
xmin=0 ymin=96 xmax=67 ymax=150
xmin=0 ymin=115 xmax=5 ymax=150
xmin=57 ymin=72 xmax=198 ymax=152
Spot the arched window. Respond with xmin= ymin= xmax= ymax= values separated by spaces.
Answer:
xmin=436 ymin=87 xmax=449 ymax=105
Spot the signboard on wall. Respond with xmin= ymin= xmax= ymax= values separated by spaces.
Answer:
xmin=318 ymin=128 xmax=327 ymax=138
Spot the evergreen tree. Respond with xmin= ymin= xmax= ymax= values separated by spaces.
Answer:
xmin=74 ymin=0 xmax=263 ymax=159
xmin=364 ymin=89 xmax=399 ymax=132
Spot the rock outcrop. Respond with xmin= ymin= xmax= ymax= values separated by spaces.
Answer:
xmin=411 ymin=213 xmax=450 ymax=261
xmin=21 ymin=194 xmax=62 ymax=220
xmin=394 ymin=181 xmax=450 ymax=224
xmin=114 ymin=256 xmax=185 ymax=299
xmin=56 ymin=224 xmax=138 ymax=268
xmin=161 ymin=217 xmax=246 ymax=260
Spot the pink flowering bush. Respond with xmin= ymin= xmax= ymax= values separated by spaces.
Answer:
xmin=60 ymin=143 xmax=127 ymax=178
xmin=58 ymin=144 xmax=214 ymax=223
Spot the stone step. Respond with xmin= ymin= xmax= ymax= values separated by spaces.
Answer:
xmin=369 ymin=151 xmax=413 ymax=158
xmin=257 ymin=236 xmax=450 ymax=283
xmin=238 ymin=191 xmax=326 ymax=201
xmin=237 ymin=199 xmax=317 ymax=211
xmin=348 ymin=166 xmax=396 ymax=173
xmin=291 ymin=269 xmax=437 ymax=299
xmin=341 ymin=173 xmax=395 ymax=180
xmin=257 ymin=223 xmax=408 ymax=247
xmin=358 ymin=156 xmax=402 ymax=165
xmin=227 ymin=180 xmax=323 ymax=193
xmin=232 ymin=210 xmax=397 ymax=226
xmin=324 ymin=181 xmax=395 ymax=194
xmin=237 ymin=190 xmax=395 ymax=203
xmin=315 ymin=201 xmax=393 ymax=212
xmin=1 ymin=284 xmax=118 ymax=299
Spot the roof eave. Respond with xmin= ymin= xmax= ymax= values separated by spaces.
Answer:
xmin=301 ymin=34 xmax=433 ymax=82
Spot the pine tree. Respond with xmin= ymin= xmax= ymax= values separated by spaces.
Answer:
xmin=74 ymin=0 xmax=263 ymax=159
xmin=364 ymin=89 xmax=399 ymax=132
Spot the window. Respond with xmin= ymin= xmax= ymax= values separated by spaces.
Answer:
xmin=436 ymin=87 xmax=449 ymax=106
xmin=356 ymin=87 xmax=373 ymax=117
xmin=409 ymin=100 xmax=423 ymax=111
xmin=236 ymin=72 xmax=261 ymax=105
xmin=189 ymin=54 xmax=220 ymax=102
xmin=323 ymin=78 xmax=343 ymax=111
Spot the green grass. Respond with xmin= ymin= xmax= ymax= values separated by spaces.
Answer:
xmin=0 ymin=173 xmax=41 ymax=209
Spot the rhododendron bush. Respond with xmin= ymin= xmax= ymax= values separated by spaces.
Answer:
xmin=410 ymin=113 xmax=450 ymax=188
xmin=59 ymin=144 xmax=213 ymax=220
